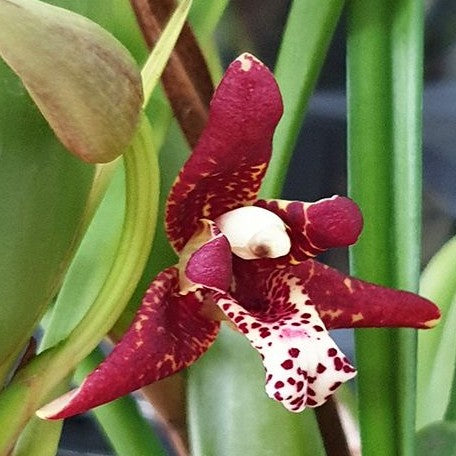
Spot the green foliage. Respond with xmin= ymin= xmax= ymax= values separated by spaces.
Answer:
xmin=416 ymin=421 xmax=456 ymax=456
xmin=260 ymin=0 xmax=344 ymax=199
xmin=0 ymin=0 xmax=143 ymax=163
xmin=347 ymin=0 xmax=424 ymax=454
xmin=0 ymin=58 xmax=96 ymax=384
xmin=418 ymin=236 xmax=456 ymax=428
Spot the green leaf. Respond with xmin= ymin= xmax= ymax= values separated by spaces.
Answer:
xmin=0 ymin=0 xmax=143 ymax=163
xmin=188 ymin=327 xmax=325 ymax=456
xmin=260 ymin=0 xmax=344 ymax=199
xmin=11 ymin=381 xmax=68 ymax=456
xmin=40 ymin=164 xmax=125 ymax=350
xmin=188 ymin=0 xmax=228 ymax=42
xmin=0 ymin=114 xmax=159 ymax=454
xmin=0 ymin=58 xmax=97 ymax=384
xmin=347 ymin=1 xmax=424 ymax=454
xmin=416 ymin=421 xmax=456 ymax=456
xmin=417 ymin=236 xmax=456 ymax=428
xmin=141 ymin=0 xmax=193 ymax=105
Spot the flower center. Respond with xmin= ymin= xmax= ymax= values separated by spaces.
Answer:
xmin=215 ymin=206 xmax=291 ymax=260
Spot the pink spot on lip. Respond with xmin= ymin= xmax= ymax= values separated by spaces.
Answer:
xmin=281 ymin=328 xmax=309 ymax=338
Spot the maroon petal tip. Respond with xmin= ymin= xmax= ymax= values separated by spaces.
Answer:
xmin=293 ymin=260 xmax=441 ymax=330
xmin=305 ymin=196 xmax=363 ymax=249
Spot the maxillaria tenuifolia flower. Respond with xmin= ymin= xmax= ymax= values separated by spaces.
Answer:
xmin=0 ymin=0 xmax=143 ymax=163
xmin=37 ymin=53 xmax=440 ymax=419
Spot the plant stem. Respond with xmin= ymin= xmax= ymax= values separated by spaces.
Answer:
xmin=314 ymin=398 xmax=351 ymax=456
xmin=132 ymin=0 xmax=213 ymax=148
xmin=390 ymin=1 xmax=424 ymax=450
xmin=347 ymin=0 xmax=423 ymax=454
xmin=0 ymin=115 xmax=159 ymax=454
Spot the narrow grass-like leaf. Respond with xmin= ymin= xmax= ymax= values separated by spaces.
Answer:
xmin=141 ymin=0 xmax=193 ymax=105
xmin=260 ymin=0 xmax=344 ymax=198
xmin=347 ymin=0 xmax=424 ymax=453
xmin=417 ymin=236 xmax=456 ymax=428
xmin=132 ymin=0 xmax=212 ymax=148
xmin=389 ymin=1 xmax=424 ymax=451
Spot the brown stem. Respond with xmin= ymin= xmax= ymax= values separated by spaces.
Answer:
xmin=141 ymin=374 xmax=189 ymax=456
xmin=314 ymin=397 xmax=352 ymax=456
xmin=130 ymin=0 xmax=213 ymax=148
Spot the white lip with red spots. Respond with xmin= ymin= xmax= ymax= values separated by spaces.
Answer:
xmin=213 ymin=276 xmax=356 ymax=412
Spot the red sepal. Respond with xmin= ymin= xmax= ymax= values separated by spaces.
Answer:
xmin=292 ymin=260 xmax=441 ymax=329
xmin=166 ymin=54 xmax=283 ymax=252
xmin=38 ymin=268 xmax=219 ymax=420
xmin=232 ymin=258 xmax=439 ymax=329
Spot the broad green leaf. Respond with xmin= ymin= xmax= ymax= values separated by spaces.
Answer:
xmin=12 ymin=2 xmax=157 ymax=454
xmin=0 ymin=0 xmax=143 ymax=163
xmin=0 ymin=59 xmax=96 ymax=384
xmin=416 ymin=421 xmax=456 ymax=456
xmin=0 ymin=115 xmax=159 ymax=454
xmin=417 ymin=236 xmax=456 ymax=428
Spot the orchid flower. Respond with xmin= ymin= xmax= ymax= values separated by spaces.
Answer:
xmin=38 ymin=53 xmax=440 ymax=420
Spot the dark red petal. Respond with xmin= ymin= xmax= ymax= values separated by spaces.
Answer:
xmin=254 ymin=196 xmax=363 ymax=265
xmin=37 ymin=268 xmax=219 ymax=420
xmin=166 ymin=53 xmax=283 ymax=252
xmin=179 ymin=219 xmax=232 ymax=293
xmin=231 ymin=258 xmax=440 ymax=329
xmin=291 ymin=260 xmax=441 ymax=329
